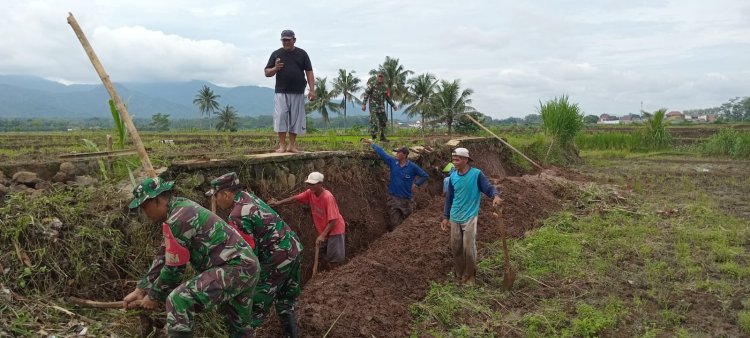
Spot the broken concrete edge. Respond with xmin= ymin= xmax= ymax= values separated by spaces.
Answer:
xmin=0 ymin=137 xmax=514 ymax=192
xmin=168 ymin=138 xmax=499 ymax=170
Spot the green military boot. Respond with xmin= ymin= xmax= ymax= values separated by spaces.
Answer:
xmin=279 ymin=312 xmax=299 ymax=338
xmin=167 ymin=330 xmax=193 ymax=338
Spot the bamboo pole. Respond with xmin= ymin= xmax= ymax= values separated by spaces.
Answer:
xmin=67 ymin=12 xmax=156 ymax=178
xmin=461 ymin=114 xmax=544 ymax=171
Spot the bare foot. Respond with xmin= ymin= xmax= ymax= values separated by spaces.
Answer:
xmin=275 ymin=146 xmax=286 ymax=153
xmin=286 ymin=146 xmax=300 ymax=153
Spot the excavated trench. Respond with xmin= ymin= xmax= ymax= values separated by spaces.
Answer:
xmin=164 ymin=138 xmax=517 ymax=284
xmin=162 ymin=137 xmax=574 ymax=337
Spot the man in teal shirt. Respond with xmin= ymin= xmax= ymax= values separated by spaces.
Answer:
xmin=441 ymin=148 xmax=502 ymax=285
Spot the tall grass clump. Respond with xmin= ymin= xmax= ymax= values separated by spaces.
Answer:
xmin=702 ymin=128 xmax=750 ymax=158
xmin=539 ymin=95 xmax=584 ymax=163
xmin=640 ymin=109 xmax=671 ymax=149
xmin=108 ymin=99 xmax=126 ymax=149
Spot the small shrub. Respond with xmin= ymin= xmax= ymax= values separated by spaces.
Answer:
xmin=641 ymin=109 xmax=671 ymax=149
xmin=702 ymin=128 xmax=750 ymax=158
xmin=539 ymin=95 xmax=584 ymax=163
xmin=564 ymin=299 xmax=625 ymax=338
xmin=738 ymin=311 xmax=750 ymax=334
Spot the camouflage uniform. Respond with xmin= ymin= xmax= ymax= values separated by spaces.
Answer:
xmin=363 ymin=81 xmax=396 ymax=140
xmin=131 ymin=177 xmax=260 ymax=338
xmin=209 ymin=173 xmax=303 ymax=337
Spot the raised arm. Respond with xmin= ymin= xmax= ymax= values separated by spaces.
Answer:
xmin=264 ymin=53 xmax=282 ymax=77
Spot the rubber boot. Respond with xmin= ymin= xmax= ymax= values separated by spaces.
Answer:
xmin=380 ymin=132 xmax=389 ymax=142
xmin=279 ymin=312 xmax=299 ymax=338
xmin=167 ymin=330 xmax=194 ymax=338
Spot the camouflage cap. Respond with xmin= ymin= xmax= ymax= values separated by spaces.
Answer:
xmin=128 ymin=176 xmax=174 ymax=209
xmin=206 ymin=172 xmax=240 ymax=196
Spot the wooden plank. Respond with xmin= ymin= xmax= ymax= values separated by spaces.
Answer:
xmin=58 ymin=148 xmax=147 ymax=161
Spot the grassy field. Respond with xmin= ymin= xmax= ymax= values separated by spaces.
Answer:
xmin=1 ymin=125 xmax=749 ymax=336
xmin=410 ymin=153 xmax=750 ymax=337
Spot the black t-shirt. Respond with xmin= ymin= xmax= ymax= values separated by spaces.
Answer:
xmin=265 ymin=47 xmax=313 ymax=94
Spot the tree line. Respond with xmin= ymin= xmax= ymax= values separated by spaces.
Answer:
xmin=685 ymin=96 xmax=750 ymax=121
xmin=186 ymin=56 xmax=484 ymax=135
xmin=307 ymin=56 xmax=483 ymax=135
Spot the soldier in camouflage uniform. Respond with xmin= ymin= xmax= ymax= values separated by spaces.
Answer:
xmin=122 ymin=177 xmax=260 ymax=338
xmin=207 ymin=172 xmax=303 ymax=338
xmin=361 ymin=73 xmax=397 ymax=142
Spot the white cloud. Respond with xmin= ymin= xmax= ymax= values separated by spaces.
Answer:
xmin=0 ymin=0 xmax=748 ymax=119
xmin=89 ymin=26 xmax=262 ymax=85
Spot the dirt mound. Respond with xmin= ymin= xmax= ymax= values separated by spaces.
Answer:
xmin=258 ymin=170 xmax=573 ymax=337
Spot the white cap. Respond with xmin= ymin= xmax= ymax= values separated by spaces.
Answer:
xmin=305 ymin=171 xmax=324 ymax=184
xmin=452 ymin=147 xmax=473 ymax=161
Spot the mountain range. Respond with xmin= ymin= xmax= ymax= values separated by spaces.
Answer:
xmin=0 ymin=75 xmax=391 ymax=120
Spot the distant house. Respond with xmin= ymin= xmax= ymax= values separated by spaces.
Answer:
xmin=598 ymin=114 xmax=618 ymax=123
xmin=666 ymin=111 xmax=684 ymax=121
xmin=620 ymin=114 xmax=642 ymax=124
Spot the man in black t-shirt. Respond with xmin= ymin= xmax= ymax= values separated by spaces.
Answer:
xmin=264 ymin=30 xmax=315 ymax=153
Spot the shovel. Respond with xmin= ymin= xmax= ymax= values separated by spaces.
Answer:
xmin=496 ymin=208 xmax=516 ymax=290
xmin=312 ymin=241 xmax=320 ymax=278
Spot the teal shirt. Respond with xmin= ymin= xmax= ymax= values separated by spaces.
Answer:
xmin=443 ymin=167 xmax=500 ymax=223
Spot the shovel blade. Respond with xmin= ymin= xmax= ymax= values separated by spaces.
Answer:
xmin=502 ymin=267 xmax=516 ymax=290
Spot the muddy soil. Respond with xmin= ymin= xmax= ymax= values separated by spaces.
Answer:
xmin=257 ymin=170 xmax=573 ymax=337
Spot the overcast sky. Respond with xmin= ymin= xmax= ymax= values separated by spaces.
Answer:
xmin=1 ymin=0 xmax=748 ymax=118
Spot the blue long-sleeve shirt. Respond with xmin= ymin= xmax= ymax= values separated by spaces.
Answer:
xmin=372 ymin=144 xmax=429 ymax=200
xmin=443 ymin=167 xmax=500 ymax=223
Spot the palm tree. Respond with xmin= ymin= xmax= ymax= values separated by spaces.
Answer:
xmin=370 ymin=56 xmax=413 ymax=129
xmin=216 ymin=105 xmax=239 ymax=132
xmin=305 ymin=77 xmax=340 ymax=128
xmin=431 ymin=79 xmax=476 ymax=135
xmin=193 ymin=85 xmax=221 ymax=129
xmin=403 ymin=73 xmax=437 ymax=133
xmin=331 ymin=69 xmax=362 ymax=127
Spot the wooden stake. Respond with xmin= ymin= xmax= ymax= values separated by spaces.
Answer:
xmin=106 ymin=134 xmax=113 ymax=152
xmin=461 ymin=114 xmax=544 ymax=171
xmin=105 ymin=134 xmax=113 ymax=173
xmin=67 ymin=13 xmax=156 ymax=178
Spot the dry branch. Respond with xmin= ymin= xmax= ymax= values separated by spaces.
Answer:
xmin=67 ymin=296 xmax=141 ymax=309
xmin=461 ymin=114 xmax=544 ymax=171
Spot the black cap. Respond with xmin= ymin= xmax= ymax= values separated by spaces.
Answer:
xmin=281 ymin=30 xmax=295 ymax=39
xmin=394 ymin=146 xmax=409 ymax=155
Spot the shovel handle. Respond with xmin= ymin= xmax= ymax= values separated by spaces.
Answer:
xmin=312 ymin=241 xmax=320 ymax=278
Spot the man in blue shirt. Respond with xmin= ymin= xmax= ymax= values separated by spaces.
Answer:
xmin=441 ymin=147 xmax=502 ymax=285
xmin=362 ymin=139 xmax=429 ymax=231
